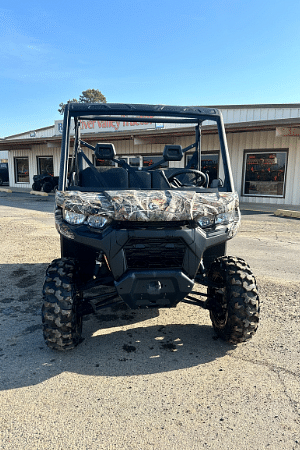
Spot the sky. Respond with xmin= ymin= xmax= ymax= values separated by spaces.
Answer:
xmin=1 ymin=0 xmax=300 ymax=137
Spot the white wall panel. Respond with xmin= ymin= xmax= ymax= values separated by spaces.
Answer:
xmin=215 ymin=129 xmax=300 ymax=205
xmin=6 ymin=127 xmax=55 ymax=140
xmin=8 ymin=145 xmax=61 ymax=187
xmin=220 ymin=106 xmax=300 ymax=125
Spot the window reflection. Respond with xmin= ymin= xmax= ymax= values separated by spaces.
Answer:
xmin=143 ymin=156 xmax=169 ymax=168
xmin=37 ymin=157 xmax=54 ymax=175
xmin=15 ymin=157 xmax=29 ymax=183
xmin=186 ymin=153 xmax=219 ymax=182
xmin=243 ymin=151 xmax=287 ymax=197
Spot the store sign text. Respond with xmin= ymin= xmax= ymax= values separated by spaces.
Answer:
xmin=80 ymin=118 xmax=154 ymax=132
xmin=55 ymin=117 xmax=155 ymax=135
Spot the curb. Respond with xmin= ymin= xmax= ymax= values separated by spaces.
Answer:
xmin=30 ymin=190 xmax=48 ymax=197
xmin=274 ymin=209 xmax=300 ymax=219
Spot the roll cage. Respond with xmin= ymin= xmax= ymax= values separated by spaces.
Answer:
xmin=58 ymin=103 xmax=234 ymax=192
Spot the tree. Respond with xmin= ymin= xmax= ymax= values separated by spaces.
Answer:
xmin=58 ymin=98 xmax=78 ymax=115
xmin=58 ymin=89 xmax=106 ymax=115
xmin=79 ymin=89 xmax=106 ymax=104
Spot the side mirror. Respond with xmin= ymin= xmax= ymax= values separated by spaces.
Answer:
xmin=163 ymin=145 xmax=183 ymax=161
xmin=95 ymin=143 xmax=116 ymax=160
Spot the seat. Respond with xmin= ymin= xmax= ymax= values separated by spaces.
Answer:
xmin=80 ymin=167 xmax=129 ymax=189
xmin=151 ymin=170 xmax=170 ymax=189
xmin=128 ymin=170 xmax=151 ymax=189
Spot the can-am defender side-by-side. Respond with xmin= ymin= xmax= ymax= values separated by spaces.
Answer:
xmin=42 ymin=104 xmax=260 ymax=350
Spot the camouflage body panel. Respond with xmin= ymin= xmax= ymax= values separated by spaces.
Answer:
xmin=56 ymin=189 xmax=240 ymax=236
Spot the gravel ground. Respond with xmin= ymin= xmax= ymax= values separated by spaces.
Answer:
xmin=0 ymin=191 xmax=299 ymax=450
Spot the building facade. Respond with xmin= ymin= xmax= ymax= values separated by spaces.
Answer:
xmin=1 ymin=104 xmax=300 ymax=206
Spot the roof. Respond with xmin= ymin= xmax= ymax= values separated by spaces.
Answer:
xmin=4 ymin=125 xmax=54 ymax=141
xmin=1 ymin=103 xmax=300 ymax=150
xmin=205 ymin=102 xmax=300 ymax=109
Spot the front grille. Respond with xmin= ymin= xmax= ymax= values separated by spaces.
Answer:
xmin=114 ymin=221 xmax=190 ymax=230
xmin=124 ymin=237 xmax=186 ymax=270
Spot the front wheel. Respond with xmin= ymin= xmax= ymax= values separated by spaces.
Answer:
xmin=207 ymin=256 xmax=260 ymax=344
xmin=42 ymin=258 xmax=83 ymax=350
xmin=42 ymin=181 xmax=53 ymax=193
xmin=32 ymin=182 xmax=41 ymax=191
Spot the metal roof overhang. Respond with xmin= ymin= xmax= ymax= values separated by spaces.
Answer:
xmin=1 ymin=117 xmax=300 ymax=151
xmin=219 ymin=117 xmax=300 ymax=134
xmin=0 ymin=138 xmax=62 ymax=151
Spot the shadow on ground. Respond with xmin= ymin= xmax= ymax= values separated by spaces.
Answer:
xmin=0 ymin=262 xmax=231 ymax=391
xmin=240 ymin=210 xmax=271 ymax=216
xmin=0 ymin=190 xmax=55 ymax=214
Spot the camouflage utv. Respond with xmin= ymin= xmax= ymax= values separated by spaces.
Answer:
xmin=42 ymin=103 xmax=260 ymax=350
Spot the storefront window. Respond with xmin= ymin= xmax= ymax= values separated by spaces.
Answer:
xmin=93 ymin=155 xmax=141 ymax=168
xmin=143 ymin=156 xmax=169 ymax=168
xmin=15 ymin=157 xmax=29 ymax=183
xmin=128 ymin=156 xmax=140 ymax=167
xmin=94 ymin=156 xmax=115 ymax=167
xmin=243 ymin=151 xmax=288 ymax=197
xmin=186 ymin=153 xmax=219 ymax=181
xmin=37 ymin=156 xmax=54 ymax=175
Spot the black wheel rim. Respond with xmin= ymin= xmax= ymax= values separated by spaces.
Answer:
xmin=209 ymin=269 xmax=228 ymax=329
xmin=210 ymin=288 xmax=228 ymax=328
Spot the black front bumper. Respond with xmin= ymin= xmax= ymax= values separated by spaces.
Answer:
xmin=55 ymin=207 xmax=228 ymax=308
xmin=115 ymin=269 xmax=194 ymax=309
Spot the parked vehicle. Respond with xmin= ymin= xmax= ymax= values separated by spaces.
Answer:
xmin=42 ymin=103 xmax=260 ymax=350
xmin=32 ymin=173 xmax=59 ymax=193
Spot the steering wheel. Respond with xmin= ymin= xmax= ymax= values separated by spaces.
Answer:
xmin=167 ymin=169 xmax=208 ymax=187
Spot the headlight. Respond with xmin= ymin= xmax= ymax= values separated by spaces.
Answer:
xmin=197 ymin=208 xmax=240 ymax=229
xmin=87 ymin=215 xmax=109 ymax=229
xmin=63 ymin=210 xmax=109 ymax=229
xmin=197 ymin=216 xmax=215 ymax=228
xmin=215 ymin=210 xmax=236 ymax=225
xmin=63 ymin=210 xmax=86 ymax=224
